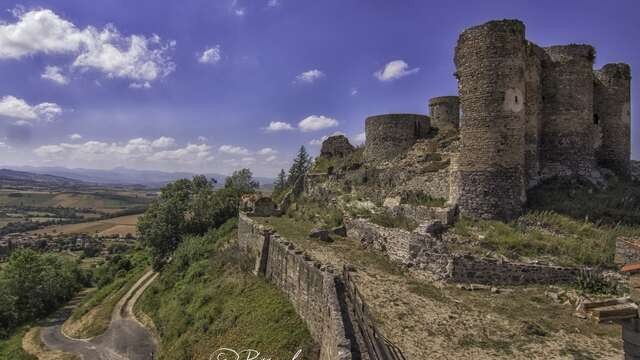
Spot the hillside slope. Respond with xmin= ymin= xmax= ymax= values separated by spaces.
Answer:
xmin=136 ymin=219 xmax=316 ymax=360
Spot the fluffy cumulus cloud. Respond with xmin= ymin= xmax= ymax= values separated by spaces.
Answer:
xmin=41 ymin=66 xmax=69 ymax=85
xmin=69 ymin=133 xmax=82 ymax=140
xmin=151 ymin=136 xmax=176 ymax=148
xmin=219 ymin=145 xmax=251 ymax=156
xmin=198 ymin=45 xmax=222 ymax=64
xmin=295 ymin=69 xmax=325 ymax=83
xmin=374 ymin=60 xmax=419 ymax=82
xmin=298 ymin=115 xmax=338 ymax=132
xmin=264 ymin=121 xmax=294 ymax=132
xmin=0 ymin=9 xmax=175 ymax=85
xmin=352 ymin=132 xmax=366 ymax=145
xmin=33 ymin=136 xmax=213 ymax=166
xmin=0 ymin=95 xmax=62 ymax=124
xmin=257 ymin=147 xmax=277 ymax=156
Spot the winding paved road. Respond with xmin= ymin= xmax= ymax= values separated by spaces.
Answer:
xmin=40 ymin=270 xmax=159 ymax=360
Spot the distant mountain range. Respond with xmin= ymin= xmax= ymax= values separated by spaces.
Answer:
xmin=0 ymin=168 xmax=88 ymax=188
xmin=2 ymin=166 xmax=274 ymax=188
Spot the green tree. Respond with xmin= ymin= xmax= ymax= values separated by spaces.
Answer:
xmin=273 ymin=169 xmax=287 ymax=195
xmin=138 ymin=171 xmax=258 ymax=269
xmin=287 ymin=146 xmax=311 ymax=186
xmin=224 ymin=168 xmax=260 ymax=194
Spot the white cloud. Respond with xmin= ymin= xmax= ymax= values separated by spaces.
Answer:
xmin=41 ymin=66 xmax=69 ymax=85
xmin=264 ymin=121 xmax=294 ymax=132
xmin=234 ymin=8 xmax=246 ymax=16
xmin=151 ymin=136 xmax=175 ymax=148
xmin=219 ymin=145 xmax=251 ymax=155
xmin=0 ymin=9 xmax=175 ymax=84
xmin=351 ymin=88 xmax=358 ymax=96
xmin=374 ymin=60 xmax=419 ymax=82
xmin=197 ymin=136 xmax=208 ymax=142
xmin=0 ymin=95 xmax=62 ymax=123
xmin=309 ymin=131 xmax=345 ymax=146
xmin=34 ymin=137 xmax=212 ymax=166
xmin=149 ymin=144 xmax=212 ymax=162
xmin=298 ymin=115 xmax=338 ymax=132
xmin=267 ymin=0 xmax=280 ymax=7
xmin=296 ymin=69 xmax=325 ymax=83
xmin=265 ymin=155 xmax=277 ymax=162
xmin=352 ymin=132 xmax=366 ymax=145
xmin=257 ymin=147 xmax=277 ymax=156
xmin=198 ymin=45 xmax=222 ymax=64
xmin=69 ymin=133 xmax=82 ymax=140
xmin=129 ymin=82 xmax=151 ymax=89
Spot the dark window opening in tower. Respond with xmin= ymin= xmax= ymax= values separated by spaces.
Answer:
xmin=594 ymin=114 xmax=599 ymax=125
xmin=515 ymin=95 xmax=519 ymax=104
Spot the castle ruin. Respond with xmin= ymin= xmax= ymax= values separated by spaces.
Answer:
xmin=359 ymin=19 xmax=631 ymax=221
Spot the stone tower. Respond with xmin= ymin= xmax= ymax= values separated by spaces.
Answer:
xmin=364 ymin=114 xmax=430 ymax=163
xmin=453 ymin=19 xmax=527 ymax=220
xmin=428 ymin=96 xmax=460 ymax=129
xmin=594 ymin=63 xmax=632 ymax=177
xmin=540 ymin=45 xmax=598 ymax=179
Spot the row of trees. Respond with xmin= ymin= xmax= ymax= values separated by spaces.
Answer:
xmin=138 ymin=169 xmax=260 ymax=269
xmin=0 ymin=249 xmax=88 ymax=338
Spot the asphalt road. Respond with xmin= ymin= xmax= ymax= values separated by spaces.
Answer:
xmin=40 ymin=271 xmax=159 ymax=360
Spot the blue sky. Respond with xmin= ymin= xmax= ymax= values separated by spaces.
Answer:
xmin=0 ymin=0 xmax=637 ymax=177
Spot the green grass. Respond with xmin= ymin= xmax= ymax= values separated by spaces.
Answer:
xmin=527 ymin=178 xmax=640 ymax=225
xmin=137 ymin=219 xmax=316 ymax=360
xmin=0 ymin=326 xmax=36 ymax=360
xmin=66 ymin=252 xmax=148 ymax=338
xmin=400 ymin=191 xmax=446 ymax=208
xmin=452 ymin=211 xmax=640 ymax=267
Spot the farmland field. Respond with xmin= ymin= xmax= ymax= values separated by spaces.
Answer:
xmin=28 ymin=214 xmax=141 ymax=237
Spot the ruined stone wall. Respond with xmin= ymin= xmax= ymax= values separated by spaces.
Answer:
xmin=594 ymin=63 xmax=632 ymax=177
xmin=615 ymin=238 xmax=640 ymax=266
xmin=364 ymin=114 xmax=430 ymax=163
xmin=428 ymin=96 xmax=460 ymax=129
xmin=238 ymin=214 xmax=352 ymax=360
xmin=525 ymin=42 xmax=544 ymax=188
xmin=448 ymin=255 xmax=579 ymax=285
xmin=540 ymin=45 xmax=598 ymax=179
xmin=345 ymin=216 xmax=581 ymax=285
xmin=453 ymin=19 xmax=527 ymax=220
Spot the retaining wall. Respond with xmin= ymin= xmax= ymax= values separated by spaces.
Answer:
xmin=238 ymin=213 xmax=352 ymax=360
xmin=345 ymin=216 xmax=581 ymax=285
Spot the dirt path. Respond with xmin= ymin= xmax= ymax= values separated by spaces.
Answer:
xmin=39 ymin=271 xmax=158 ymax=360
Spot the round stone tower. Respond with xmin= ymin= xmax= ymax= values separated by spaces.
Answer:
xmin=540 ymin=45 xmax=597 ymax=179
xmin=364 ymin=113 xmax=430 ymax=163
xmin=428 ymin=96 xmax=460 ymax=129
xmin=594 ymin=63 xmax=632 ymax=178
xmin=453 ymin=19 xmax=527 ymax=220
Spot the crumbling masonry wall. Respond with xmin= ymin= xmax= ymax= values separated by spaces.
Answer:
xmin=428 ymin=96 xmax=459 ymax=129
xmin=238 ymin=213 xmax=352 ymax=360
xmin=364 ymin=113 xmax=430 ymax=163
xmin=595 ymin=63 xmax=632 ymax=177
xmin=540 ymin=45 xmax=598 ymax=179
xmin=453 ymin=19 xmax=527 ymax=220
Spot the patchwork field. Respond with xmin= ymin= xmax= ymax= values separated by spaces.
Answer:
xmin=28 ymin=214 xmax=141 ymax=236
xmin=0 ymin=189 xmax=150 ymax=212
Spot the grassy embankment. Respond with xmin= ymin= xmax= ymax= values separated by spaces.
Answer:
xmin=136 ymin=218 xmax=316 ymax=360
xmin=63 ymin=251 xmax=149 ymax=339
xmin=452 ymin=178 xmax=640 ymax=267
xmin=0 ymin=326 xmax=35 ymax=360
